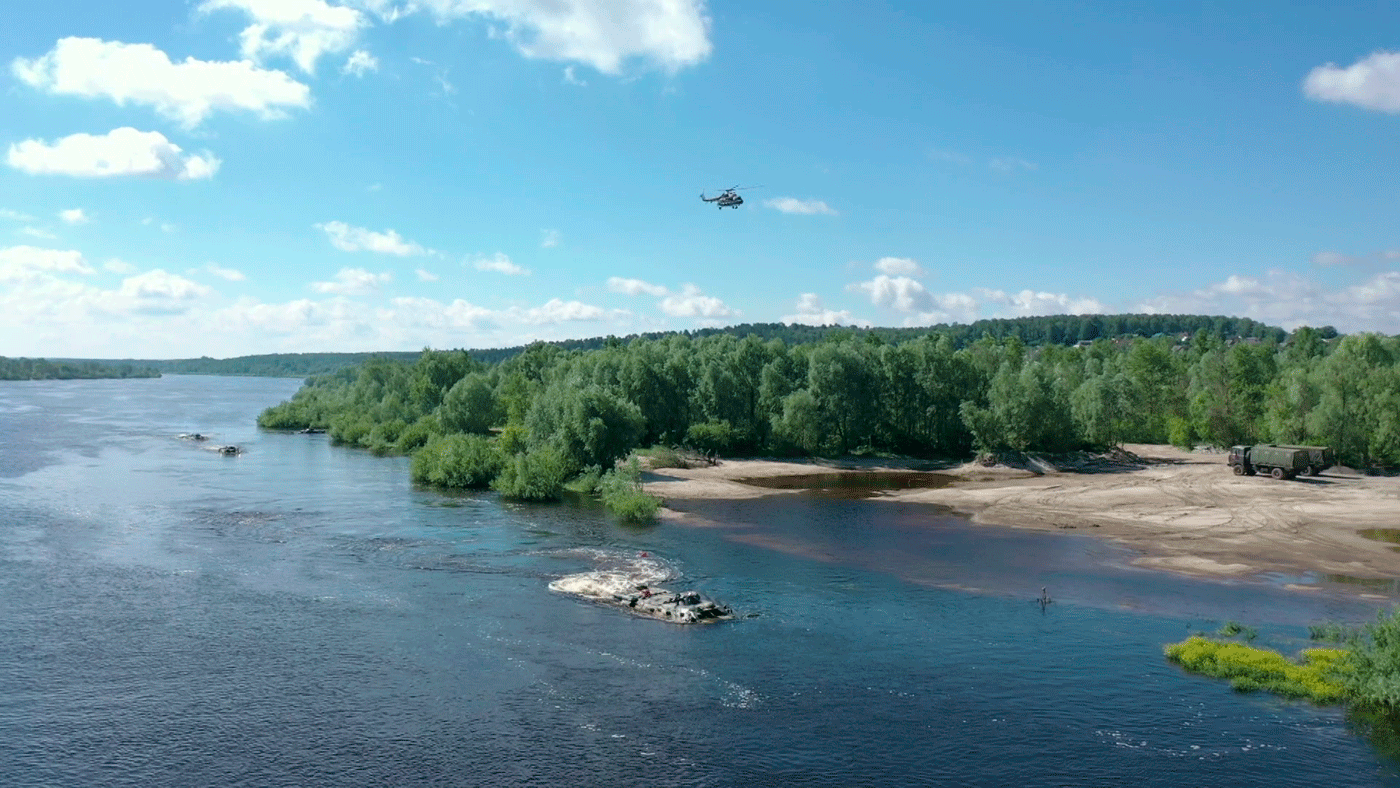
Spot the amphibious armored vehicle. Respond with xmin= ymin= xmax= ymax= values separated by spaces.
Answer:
xmin=614 ymin=586 xmax=733 ymax=624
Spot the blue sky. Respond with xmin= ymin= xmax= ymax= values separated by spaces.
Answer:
xmin=3 ymin=0 xmax=1400 ymax=357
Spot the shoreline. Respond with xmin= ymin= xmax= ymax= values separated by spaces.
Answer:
xmin=641 ymin=444 xmax=1400 ymax=593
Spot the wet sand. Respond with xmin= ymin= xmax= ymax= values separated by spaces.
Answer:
xmin=642 ymin=445 xmax=1400 ymax=584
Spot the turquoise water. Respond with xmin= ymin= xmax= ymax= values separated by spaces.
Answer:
xmin=1 ymin=375 xmax=1397 ymax=787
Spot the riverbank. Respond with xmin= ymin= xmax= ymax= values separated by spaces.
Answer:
xmin=643 ymin=445 xmax=1400 ymax=587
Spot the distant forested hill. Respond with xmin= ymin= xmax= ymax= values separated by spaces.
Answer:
xmin=72 ymin=313 xmax=1303 ymax=376
xmin=0 ymin=357 xmax=161 ymax=380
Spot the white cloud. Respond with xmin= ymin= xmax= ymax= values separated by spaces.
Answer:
xmin=58 ymin=208 xmax=89 ymax=225
xmin=118 ymin=269 xmax=212 ymax=303
xmin=1135 ymin=268 xmax=1400 ymax=333
xmin=659 ymin=283 xmax=733 ymax=318
xmin=471 ymin=252 xmax=530 ymax=275
xmin=204 ymin=263 xmax=247 ymax=281
xmin=990 ymin=157 xmax=1037 ymax=173
xmin=563 ymin=65 xmax=586 ymax=85
xmin=342 ymin=49 xmax=379 ymax=76
xmin=7 ymin=128 xmax=220 ymax=180
xmin=104 ymin=259 xmax=137 ymax=274
xmin=873 ymin=256 xmax=923 ymax=277
xmin=908 ymin=293 xmax=980 ymax=326
xmin=511 ymin=298 xmax=605 ymax=324
xmin=311 ymin=266 xmax=392 ymax=295
xmin=0 ymin=246 xmax=94 ymax=282
xmin=764 ymin=197 xmax=838 ymax=216
xmin=851 ymin=274 xmax=932 ymax=312
xmin=0 ymin=209 xmax=36 ymax=222
xmin=781 ymin=293 xmax=871 ymax=327
xmin=11 ymin=37 xmax=311 ymax=128
xmin=316 ymin=220 xmax=425 ymax=255
xmin=20 ymin=227 xmax=57 ymax=240
xmin=1312 ymin=250 xmax=1356 ymax=267
xmin=200 ymin=0 xmax=368 ymax=74
xmin=541 ymin=228 xmax=560 ymax=248
xmin=607 ymin=276 xmax=669 ymax=296
xmin=402 ymin=0 xmax=712 ymax=75
xmin=976 ymin=288 xmax=1105 ymax=317
xmin=415 ymin=267 xmax=439 ymax=281
xmin=1304 ymin=51 xmax=1400 ymax=114
xmin=927 ymin=147 xmax=973 ymax=165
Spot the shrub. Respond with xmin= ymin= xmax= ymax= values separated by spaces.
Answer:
xmin=1164 ymin=636 xmax=1348 ymax=704
xmin=597 ymin=455 xmax=662 ymax=522
xmin=410 ymin=434 xmax=503 ymax=489
xmin=636 ymin=445 xmax=688 ymax=469
xmin=394 ymin=415 xmax=440 ymax=454
xmin=492 ymin=447 xmax=570 ymax=501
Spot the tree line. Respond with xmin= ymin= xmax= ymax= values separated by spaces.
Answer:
xmin=256 ymin=319 xmax=1400 ymax=502
xmin=0 ymin=357 xmax=161 ymax=380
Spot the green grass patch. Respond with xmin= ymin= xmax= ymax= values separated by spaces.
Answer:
xmin=1164 ymin=636 xmax=1348 ymax=704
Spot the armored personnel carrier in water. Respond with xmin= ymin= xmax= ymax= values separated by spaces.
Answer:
xmin=614 ymin=585 xmax=733 ymax=624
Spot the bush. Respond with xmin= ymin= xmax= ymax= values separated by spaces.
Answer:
xmin=1164 ymin=636 xmax=1348 ymax=704
xmin=410 ymin=434 xmax=503 ymax=489
xmin=394 ymin=415 xmax=441 ymax=454
xmin=597 ymin=456 xmax=662 ymax=522
xmin=1167 ymin=415 xmax=1195 ymax=450
xmin=1342 ymin=608 xmax=1400 ymax=709
xmin=492 ymin=447 xmax=570 ymax=501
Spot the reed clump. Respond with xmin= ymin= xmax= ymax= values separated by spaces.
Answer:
xmin=1164 ymin=636 xmax=1348 ymax=704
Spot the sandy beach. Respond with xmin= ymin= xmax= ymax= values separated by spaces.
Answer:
xmin=643 ymin=445 xmax=1400 ymax=586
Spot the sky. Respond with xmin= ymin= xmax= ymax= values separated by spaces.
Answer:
xmin=3 ymin=0 xmax=1400 ymax=358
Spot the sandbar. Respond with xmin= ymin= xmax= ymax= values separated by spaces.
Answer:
xmin=642 ymin=445 xmax=1400 ymax=585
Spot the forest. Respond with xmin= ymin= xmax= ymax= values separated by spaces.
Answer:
xmin=74 ymin=312 xmax=1291 ymax=377
xmin=0 ymin=357 xmax=161 ymax=381
xmin=256 ymin=314 xmax=1400 ymax=508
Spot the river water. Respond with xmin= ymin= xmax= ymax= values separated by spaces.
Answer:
xmin=2 ymin=374 xmax=1399 ymax=787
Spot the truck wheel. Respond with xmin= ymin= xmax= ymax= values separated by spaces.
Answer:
xmin=1271 ymin=467 xmax=1284 ymax=480
xmin=1308 ymin=466 xmax=1320 ymax=476
xmin=1233 ymin=465 xmax=1244 ymax=476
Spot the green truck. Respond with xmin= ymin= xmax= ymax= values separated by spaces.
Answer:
xmin=1276 ymin=445 xmax=1336 ymax=476
xmin=1226 ymin=444 xmax=1312 ymax=480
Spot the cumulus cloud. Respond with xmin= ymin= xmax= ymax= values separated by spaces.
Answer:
xmin=342 ymin=49 xmax=378 ymax=76
xmin=510 ymin=298 xmax=606 ymax=324
xmin=850 ymin=274 xmax=932 ymax=312
xmin=204 ymin=263 xmax=246 ymax=281
xmin=7 ymin=128 xmax=221 ymax=180
xmin=908 ymin=293 xmax=980 ymax=326
xmin=975 ymin=288 xmax=1105 ymax=317
xmin=471 ymin=252 xmax=530 ymax=275
xmin=58 ymin=208 xmax=89 ymax=225
xmin=415 ymin=267 xmax=439 ymax=281
xmin=316 ymin=221 xmax=425 ymax=255
xmin=118 ymin=269 xmax=212 ymax=304
xmin=11 ymin=37 xmax=311 ymax=128
xmin=764 ymin=197 xmax=838 ymax=216
xmin=200 ymin=0 xmax=368 ymax=74
xmin=1135 ymin=268 xmax=1400 ymax=333
xmin=607 ymin=276 xmax=669 ymax=297
xmin=0 ymin=245 xmax=94 ymax=282
xmin=400 ymin=0 xmax=712 ymax=75
xmin=104 ymin=259 xmax=137 ymax=274
xmin=781 ymin=293 xmax=871 ymax=327
xmin=310 ymin=266 xmax=392 ymax=294
xmin=1304 ymin=51 xmax=1400 ymax=113
xmin=658 ymin=283 xmax=733 ymax=318
xmin=20 ymin=227 xmax=57 ymax=240
xmin=873 ymin=256 xmax=923 ymax=277
xmin=541 ymin=228 xmax=560 ymax=248
xmin=0 ymin=209 xmax=36 ymax=222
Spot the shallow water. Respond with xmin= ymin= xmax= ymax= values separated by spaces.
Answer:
xmin=3 ymin=375 xmax=1400 ymax=787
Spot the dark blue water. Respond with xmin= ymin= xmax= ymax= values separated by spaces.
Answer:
xmin=2 ymin=375 xmax=1399 ymax=787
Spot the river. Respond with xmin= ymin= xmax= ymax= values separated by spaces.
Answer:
xmin=2 ymin=374 xmax=1398 ymax=787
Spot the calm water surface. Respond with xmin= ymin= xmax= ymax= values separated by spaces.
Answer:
xmin=2 ymin=375 xmax=1399 ymax=787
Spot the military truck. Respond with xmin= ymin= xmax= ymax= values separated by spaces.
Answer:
xmin=1226 ymin=444 xmax=1310 ymax=480
xmin=1276 ymin=445 xmax=1335 ymax=476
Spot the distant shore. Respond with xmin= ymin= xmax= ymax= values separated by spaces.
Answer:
xmin=643 ymin=444 xmax=1400 ymax=591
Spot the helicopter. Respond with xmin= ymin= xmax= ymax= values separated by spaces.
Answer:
xmin=700 ymin=185 xmax=760 ymax=209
